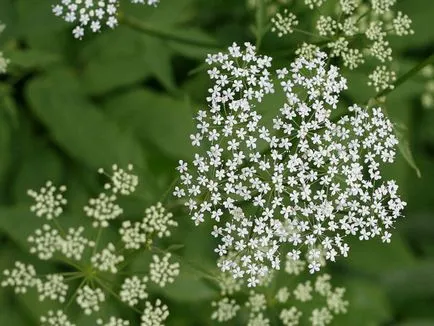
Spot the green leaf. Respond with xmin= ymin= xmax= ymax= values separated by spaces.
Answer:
xmin=104 ymin=88 xmax=195 ymax=159
xmin=26 ymin=68 xmax=145 ymax=170
xmin=395 ymin=125 xmax=422 ymax=178
xmin=142 ymin=36 xmax=176 ymax=91
xmin=6 ymin=48 xmax=61 ymax=70
xmin=79 ymin=27 xmax=151 ymax=95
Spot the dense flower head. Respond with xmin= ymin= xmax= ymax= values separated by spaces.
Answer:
xmin=269 ymin=0 xmax=413 ymax=91
xmin=175 ymin=43 xmax=405 ymax=287
xmin=52 ymin=0 xmax=160 ymax=39
xmin=211 ymin=260 xmax=348 ymax=325
xmin=149 ymin=253 xmax=180 ymax=287
xmin=141 ymin=299 xmax=170 ymax=326
xmin=1 ymin=165 xmax=178 ymax=325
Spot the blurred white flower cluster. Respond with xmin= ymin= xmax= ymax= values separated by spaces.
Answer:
xmin=420 ymin=65 xmax=434 ymax=109
xmin=174 ymin=43 xmax=405 ymax=287
xmin=0 ymin=22 xmax=9 ymax=74
xmin=270 ymin=0 xmax=414 ymax=92
xmin=211 ymin=257 xmax=348 ymax=325
xmin=1 ymin=165 xmax=179 ymax=325
xmin=52 ymin=0 xmax=160 ymax=39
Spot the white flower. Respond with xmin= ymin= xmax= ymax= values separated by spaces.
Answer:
xmin=84 ymin=193 xmax=123 ymax=228
xmin=149 ymin=253 xmax=180 ymax=287
xmin=101 ymin=164 xmax=139 ymax=195
xmin=91 ymin=243 xmax=124 ymax=273
xmin=211 ymin=297 xmax=240 ymax=322
xmin=27 ymin=224 xmax=62 ymax=260
xmin=60 ymin=227 xmax=95 ymax=260
xmin=142 ymin=202 xmax=178 ymax=238
xmin=176 ymin=44 xmax=405 ymax=285
xmin=1 ymin=262 xmax=39 ymax=294
xmin=76 ymin=285 xmax=105 ymax=315
xmin=271 ymin=9 xmax=299 ymax=37
xmin=40 ymin=310 xmax=75 ymax=326
xmin=120 ymin=276 xmax=148 ymax=306
xmin=37 ymin=274 xmax=68 ymax=303
xmin=120 ymin=220 xmax=147 ymax=249
xmin=280 ymin=307 xmax=302 ymax=326
xmin=27 ymin=181 xmax=67 ymax=220
xmin=368 ymin=65 xmax=396 ymax=92
xmin=53 ymin=0 xmax=160 ymax=39
xmin=141 ymin=299 xmax=169 ymax=326
xmin=2 ymin=165 xmax=178 ymax=325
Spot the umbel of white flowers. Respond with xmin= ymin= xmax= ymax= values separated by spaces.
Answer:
xmin=52 ymin=0 xmax=160 ymax=39
xmin=1 ymin=165 xmax=180 ymax=326
xmin=174 ymin=43 xmax=406 ymax=287
xmin=269 ymin=0 xmax=414 ymax=91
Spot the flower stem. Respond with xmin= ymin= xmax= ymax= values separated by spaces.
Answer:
xmin=118 ymin=14 xmax=222 ymax=49
xmin=375 ymin=52 xmax=434 ymax=99
xmin=255 ymin=0 xmax=267 ymax=50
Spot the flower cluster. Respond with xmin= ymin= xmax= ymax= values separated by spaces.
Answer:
xmin=211 ymin=258 xmax=348 ymax=325
xmin=0 ymin=22 xmax=9 ymax=74
xmin=174 ymin=43 xmax=405 ymax=287
xmin=1 ymin=165 xmax=179 ymax=325
xmin=420 ymin=65 xmax=434 ymax=109
xmin=52 ymin=0 xmax=160 ymax=39
xmin=269 ymin=0 xmax=413 ymax=91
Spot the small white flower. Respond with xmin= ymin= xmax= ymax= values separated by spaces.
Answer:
xmin=40 ymin=310 xmax=75 ymax=326
xmin=76 ymin=285 xmax=105 ymax=315
xmin=37 ymin=274 xmax=68 ymax=303
xmin=27 ymin=181 xmax=67 ymax=220
xmin=120 ymin=276 xmax=148 ymax=306
xmin=271 ymin=9 xmax=299 ymax=37
xmin=1 ymin=262 xmax=39 ymax=294
xmin=142 ymin=203 xmax=178 ymax=238
xmin=149 ymin=253 xmax=180 ymax=287
xmin=91 ymin=243 xmax=124 ymax=274
xmin=53 ymin=0 xmax=160 ymax=39
xmin=141 ymin=299 xmax=169 ymax=326
xmin=211 ymin=297 xmax=240 ymax=322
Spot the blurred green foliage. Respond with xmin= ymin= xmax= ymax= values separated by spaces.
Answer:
xmin=0 ymin=0 xmax=434 ymax=325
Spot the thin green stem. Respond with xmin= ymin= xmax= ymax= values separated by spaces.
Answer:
xmin=119 ymin=14 xmax=223 ymax=49
xmin=94 ymin=277 xmax=142 ymax=315
xmin=293 ymin=28 xmax=330 ymax=40
xmin=374 ymin=52 xmax=434 ymax=100
xmin=255 ymin=0 xmax=266 ymax=50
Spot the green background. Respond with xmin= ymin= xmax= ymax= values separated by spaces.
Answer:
xmin=0 ymin=0 xmax=433 ymax=325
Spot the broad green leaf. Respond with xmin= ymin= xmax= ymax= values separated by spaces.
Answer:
xmin=395 ymin=125 xmax=422 ymax=178
xmin=26 ymin=68 xmax=145 ymax=170
xmin=6 ymin=48 xmax=61 ymax=70
xmin=104 ymin=88 xmax=195 ymax=159
xmin=79 ymin=27 xmax=151 ymax=95
xmin=142 ymin=36 xmax=176 ymax=91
